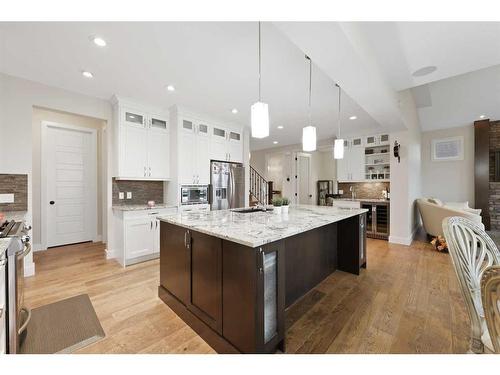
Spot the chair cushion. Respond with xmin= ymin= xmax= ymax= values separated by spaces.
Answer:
xmin=428 ymin=198 xmax=443 ymax=206
xmin=444 ymin=201 xmax=469 ymax=210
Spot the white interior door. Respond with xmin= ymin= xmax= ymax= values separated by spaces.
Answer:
xmin=296 ymin=153 xmax=312 ymax=205
xmin=43 ymin=123 xmax=97 ymax=248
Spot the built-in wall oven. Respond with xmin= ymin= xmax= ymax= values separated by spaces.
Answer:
xmin=180 ymin=185 xmax=209 ymax=206
xmin=0 ymin=220 xmax=31 ymax=354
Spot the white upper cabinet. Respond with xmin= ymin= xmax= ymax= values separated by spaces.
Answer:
xmin=196 ymin=123 xmax=211 ymax=184
xmin=336 ymin=133 xmax=391 ymax=182
xmin=379 ymin=133 xmax=390 ymax=145
xmin=148 ymin=114 xmax=170 ymax=179
xmin=179 ymin=119 xmax=197 ymax=184
xmin=228 ymin=130 xmax=243 ymax=163
xmin=113 ymin=98 xmax=170 ymax=180
xmin=211 ymin=126 xmax=228 ymax=161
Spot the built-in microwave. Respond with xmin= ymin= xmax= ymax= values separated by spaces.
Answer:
xmin=180 ymin=185 xmax=209 ymax=205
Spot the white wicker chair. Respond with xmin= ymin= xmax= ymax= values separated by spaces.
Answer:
xmin=481 ymin=265 xmax=500 ymax=353
xmin=442 ymin=216 xmax=500 ymax=353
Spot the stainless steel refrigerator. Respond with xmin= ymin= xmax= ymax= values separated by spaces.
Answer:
xmin=210 ymin=161 xmax=245 ymax=210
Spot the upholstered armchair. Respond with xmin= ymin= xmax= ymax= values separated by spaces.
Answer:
xmin=417 ymin=198 xmax=484 ymax=237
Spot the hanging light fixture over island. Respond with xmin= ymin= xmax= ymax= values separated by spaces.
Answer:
xmin=251 ymin=22 xmax=269 ymax=139
xmin=302 ymin=55 xmax=317 ymax=152
xmin=334 ymin=83 xmax=344 ymax=159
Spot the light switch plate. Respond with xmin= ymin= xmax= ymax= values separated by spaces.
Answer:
xmin=118 ymin=192 xmax=124 ymax=200
xmin=126 ymin=192 xmax=132 ymax=199
xmin=0 ymin=193 xmax=14 ymax=203
xmin=338 ymin=189 xmax=343 ymax=195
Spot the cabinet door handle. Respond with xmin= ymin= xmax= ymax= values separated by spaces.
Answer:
xmin=149 ymin=167 xmax=151 ymax=176
xmin=150 ymin=221 xmax=153 ymax=230
xmin=258 ymin=247 xmax=264 ymax=274
xmin=184 ymin=230 xmax=190 ymax=249
xmin=156 ymin=221 xmax=158 ymax=230
xmin=144 ymin=166 xmax=146 ymax=177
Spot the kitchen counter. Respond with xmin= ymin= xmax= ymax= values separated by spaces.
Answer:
xmin=335 ymin=198 xmax=390 ymax=203
xmin=157 ymin=204 xmax=367 ymax=248
xmin=158 ymin=204 xmax=368 ymax=353
xmin=112 ymin=204 xmax=177 ymax=211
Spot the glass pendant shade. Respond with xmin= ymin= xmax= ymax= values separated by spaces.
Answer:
xmin=251 ymin=101 xmax=269 ymax=138
xmin=302 ymin=126 xmax=317 ymax=152
xmin=334 ymin=138 xmax=344 ymax=159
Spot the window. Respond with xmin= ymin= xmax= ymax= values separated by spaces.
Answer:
xmin=431 ymin=136 xmax=464 ymax=161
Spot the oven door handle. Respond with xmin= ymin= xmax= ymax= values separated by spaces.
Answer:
xmin=18 ymin=306 xmax=31 ymax=335
xmin=18 ymin=243 xmax=31 ymax=260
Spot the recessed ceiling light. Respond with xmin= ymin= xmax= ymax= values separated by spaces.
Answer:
xmin=412 ymin=65 xmax=437 ymax=77
xmin=82 ymin=71 xmax=93 ymax=78
xmin=231 ymin=108 xmax=238 ymax=114
xmin=166 ymin=85 xmax=175 ymax=92
xmin=349 ymin=116 xmax=357 ymax=120
xmin=277 ymin=125 xmax=284 ymax=129
xmin=273 ymin=141 xmax=278 ymax=144
xmin=91 ymin=36 xmax=107 ymax=47
xmin=480 ymin=115 xmax=487 ymax=119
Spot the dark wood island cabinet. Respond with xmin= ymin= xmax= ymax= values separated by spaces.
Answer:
xmin=158 ymin=205 xmax=367 ymax=353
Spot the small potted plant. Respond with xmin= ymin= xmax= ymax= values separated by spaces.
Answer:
xmin=281 ymin=197 xmax=290 ymax=214
xmin=272 ymin=197 xmax=283 ymax=214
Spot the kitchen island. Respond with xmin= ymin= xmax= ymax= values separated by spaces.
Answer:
xmin=157 ymin=205 xmax=367 ymax=353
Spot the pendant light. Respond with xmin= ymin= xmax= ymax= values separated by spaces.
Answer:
xmin=334 ymin=83 xmax=344 ymax=159
xmin=302 ymin=55 xmax=317 ymax=152
xmin=251 ymin=22 xmax=269 ymax=139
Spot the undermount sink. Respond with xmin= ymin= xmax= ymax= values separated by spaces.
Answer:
xmin=231 ymin=207 xmax=269 ymax=214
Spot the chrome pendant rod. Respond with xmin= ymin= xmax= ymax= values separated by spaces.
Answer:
xmin=258 ymin=21 xmax=262 ymax=102
xmin=306 ymin=55 xmax=312 ymax=125
xmin=336 ymin=83 xmax=341 ymax=139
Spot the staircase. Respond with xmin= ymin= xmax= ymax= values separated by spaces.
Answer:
xmin=249 ymin=166 xmax=272 ymax=206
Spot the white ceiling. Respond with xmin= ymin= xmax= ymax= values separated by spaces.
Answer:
xmin=2 ymin=22 xmax=499 ymax=142
xmin=353 ymin=22 xmax=500 ymax=91
xmin=0 ymin=22 xmax=380 ymax=151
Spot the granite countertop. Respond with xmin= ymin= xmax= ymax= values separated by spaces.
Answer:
xmin=0 ymin=238 xmax=12 ymax=257
xmin=335 ymin=198 xmax=390 ymax=204
xmin=157 ymin=204 xmax=368 ymax=248
xmin=112 ymin=204 xmax=177 ymax=211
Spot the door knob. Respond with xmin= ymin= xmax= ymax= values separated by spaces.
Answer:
xmin=49 ymin=201 xmax=55 ymax=205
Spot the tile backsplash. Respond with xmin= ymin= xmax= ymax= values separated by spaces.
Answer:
xmin=0 ymin=174 xmax=28 ymax=211
xmin=112 ymin=179 xmax=164 ymax=205
xmin=337 ymin=181 xmax=390 ymax=200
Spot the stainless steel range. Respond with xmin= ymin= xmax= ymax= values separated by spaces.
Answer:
xmin=0 ymin=220 xmax=31 ymax=354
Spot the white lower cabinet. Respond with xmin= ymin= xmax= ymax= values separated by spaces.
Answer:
xmin=113 ymin=207 xmax=177 ymax=266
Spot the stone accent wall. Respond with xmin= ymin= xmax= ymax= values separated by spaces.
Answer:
xmin=0 ymin=174 xmax=28 ymax=211
xmin=112 ymin=179 xmax=164 ymax=205
xmin=489 ymin=121 xmax=500 ymax=230
xmin=337 ymin=181 xmax=390 ymax=200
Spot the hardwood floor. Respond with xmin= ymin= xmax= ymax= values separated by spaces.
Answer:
xmin=25 ymin=237 xmax=469 ymax=354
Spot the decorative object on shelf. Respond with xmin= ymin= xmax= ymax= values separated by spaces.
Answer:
xmin=282 ymin=197 xmax=289 ymax=214
xmin=334 ymin=83 xmax=344 ymax=159
xmin=272 ymin=197 xmax=283 ymax=214
xmin=147 ymin=200 xmax=156 ymax=208
xmin=393 ymin=140 xmax=400 ymax=163
xmin=302 ymin=55 xmax=316 ymax=151
xmin=251 ymin=22 xmax=269 ymax=139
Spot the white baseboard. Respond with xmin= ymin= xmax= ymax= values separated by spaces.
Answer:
xmin=105 ymin=248 xmax=115 ymax=259
xmin=33 ymin=243 xmax=44 ymax=252
xmin=389 ymin=225 xmax=421 ymax=246
xmin=388 ymin=235 xmax=413 ymax=246
xmin=24 ymin=261 xmax=35 ymax=277
xmin=95 ymin=234 xmax=102 ymax=242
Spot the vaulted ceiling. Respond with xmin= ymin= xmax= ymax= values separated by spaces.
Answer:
xmin=1 ymin=21 xmax=499 ymax=148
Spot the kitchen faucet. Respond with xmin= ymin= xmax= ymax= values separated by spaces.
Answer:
xmin=349 ymin=185 xmax=355 ymax=200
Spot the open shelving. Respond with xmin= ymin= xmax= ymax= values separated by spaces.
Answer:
xmin=364 ymin=144 xmax=390 ymax=181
